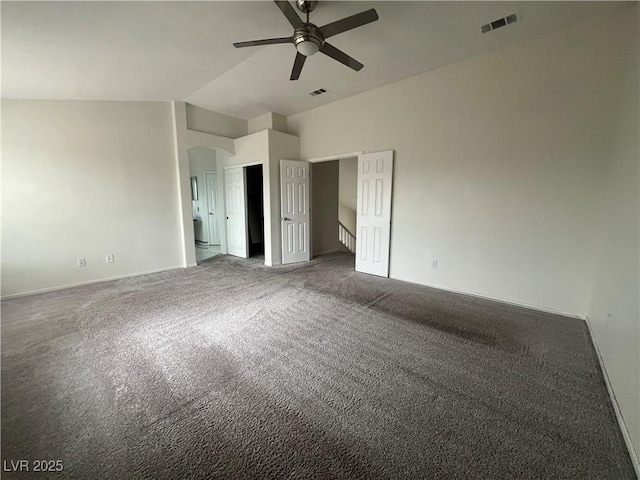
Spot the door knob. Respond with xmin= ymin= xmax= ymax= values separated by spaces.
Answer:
xmin=283 ymin=217 xmax=291 ymax=221
xmin=209 ymin=212 xmax=213 ymax=215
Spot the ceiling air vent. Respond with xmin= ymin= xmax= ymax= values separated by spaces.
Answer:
xmin=481 ymin=13 xmax=518 ymax=34
xmin=309 ymin=88 xmax=328 ymax=97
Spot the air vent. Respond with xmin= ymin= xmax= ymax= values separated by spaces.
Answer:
xmin=481 ymin=13 xmax=518 ymax=34
xmin=309 ymin=88 xmax=328 ymax=97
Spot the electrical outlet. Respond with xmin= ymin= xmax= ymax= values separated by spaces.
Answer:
xmin=77 ymin=257 xmax=86 ymax=267
xmin=106 ymin=254 xmax=115 ymax=264
xmin=432 ymin=260 xmax=438 ymax=268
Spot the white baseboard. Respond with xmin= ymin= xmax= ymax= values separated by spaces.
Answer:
xmin=585 ymin=318 xmax=640 ymax=478
xmin=1 ymin=265 xmax=184 ymax=300
xmin=388 ymin=275 xmax=586 ymax=320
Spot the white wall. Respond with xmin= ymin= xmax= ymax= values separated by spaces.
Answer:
xmin=268 ymin=130 xmax=300 ymax=266
xmin=288 ymin=6 xmax=639 ymax=461
xmin=186 ymin=103 xmax=247 ymax=139
xmin=171 ymin=101 xmax=235 ymax=267
xmin=226 ymin=130 xmax=271 ymax=262
xmin=247 ymin=114 xmax=272 ymax=135
xmin=248 ymin=112 xmax=288 ymax=135
xmin=271 ymin=114 xmax=288 ymax=135
xmin=587 ymin=4 xmax=640 ymax=461
xmin=211 ymin=129 xmax=300 ymax=266
xmin=1 ymin=100 xmax=183 ymax=297
xmin=288 ymin=7 xmax=633 ymax=317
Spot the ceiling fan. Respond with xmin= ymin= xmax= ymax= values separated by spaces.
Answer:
xmin=233 ymin=0 xmax=379 ymax=81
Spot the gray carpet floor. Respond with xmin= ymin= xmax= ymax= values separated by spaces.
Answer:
xmin=1 ymin=252 xmax=635 ymax=479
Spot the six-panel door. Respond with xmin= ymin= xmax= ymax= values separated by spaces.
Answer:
xmin=205 ymin=172 xmax=221 ymax=245
xmin=225 ymin=167 xmax=248 ymax=258
xmin=281 ymin=160 xmax=310 ymax=264
xmin=356 ymin=151 xmax=394 ymax=277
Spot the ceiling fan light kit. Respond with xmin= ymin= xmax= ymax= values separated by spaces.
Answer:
xmin=233 ymin=0 xmax=379 ymax=80
xmin=294 ymin=25 xmax=323 ymax=56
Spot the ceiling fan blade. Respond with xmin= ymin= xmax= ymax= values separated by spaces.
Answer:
xmin=233 ymin=37 xmax=293 ymax=48
xmin=290 ymin=52 xmax=306 ymax=80
xmin=274 ymin=0 xmax=304 ymax=29
xmin=319 ymin=43 xmax=364 ymax=71
xmin=319 ymin=9 xmax=379 ymax=39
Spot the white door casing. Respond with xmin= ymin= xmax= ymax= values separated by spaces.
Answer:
xmin=281 ymin=160 xmax=310 ymax=265
xmin=205 ymin=172 xmax=221 ymax=245
xmin=225 ymin=167 xmax=248 ymax=258
xmin=356 ymin=151 xmax=394 ymax=277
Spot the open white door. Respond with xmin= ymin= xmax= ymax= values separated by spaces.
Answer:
xmin=205 ymin=172 xmax=221 ymax=245
xmin=356 ymin=151 xmax=394 ymax=277
xmin=281 ymin=160 xmax=310 ymax=264
xmin=225 ymin=167 xmax=248 ymax=258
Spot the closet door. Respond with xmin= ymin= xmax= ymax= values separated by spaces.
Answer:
xmin=225 ymin=167 xmax=248 ymax=258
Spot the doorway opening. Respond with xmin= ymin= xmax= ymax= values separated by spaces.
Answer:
xmin=188 ymin=147 xmax=222 ymax=264
xmin=311 ymin=158 xmax=357 ymax=258
xmin=309 ymin=150 xmax=394 ymax=278
xmin=246 ymin=164 xmax=265 ymax=258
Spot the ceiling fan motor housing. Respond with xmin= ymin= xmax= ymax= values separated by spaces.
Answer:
xmin=294 ymin=24 xmax=324 ymax=56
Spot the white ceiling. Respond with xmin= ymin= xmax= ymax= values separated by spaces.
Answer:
xmin=1 ymin=1 xmax=630 ymax=120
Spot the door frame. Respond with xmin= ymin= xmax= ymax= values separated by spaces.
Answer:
xmin=222 ymin=161 xmax=267 ymax=262
xmin=172 ymin=101 xmax=236 ymax=268
xmin=308 ymin=151 xmax=364 ymax=259
xmin=307 ymin=149 xmax=395 ymax=276
xmin=308 ymin=151 xmax=365 ymax=164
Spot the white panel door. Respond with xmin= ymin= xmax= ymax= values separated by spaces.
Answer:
xmin=205 ymin=172 xmax=220 ymax=245
xmin=225 ymin=167 xmax=248 ymax=258
xmin=356 ymin=151 xmax=394 ymax=277
xmin=281 ymin=160 xmax=310 ymax=265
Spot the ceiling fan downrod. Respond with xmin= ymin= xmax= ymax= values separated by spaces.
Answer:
xmin=295 ymin=0 xmax=318 ymax=15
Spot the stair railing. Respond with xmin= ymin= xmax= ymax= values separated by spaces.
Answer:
xmin=338 ymin=222 xmax=356 ymax=254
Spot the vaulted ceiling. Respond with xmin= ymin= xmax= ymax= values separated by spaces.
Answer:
xmin=2 ymin=1 xmax=630 ymax=120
